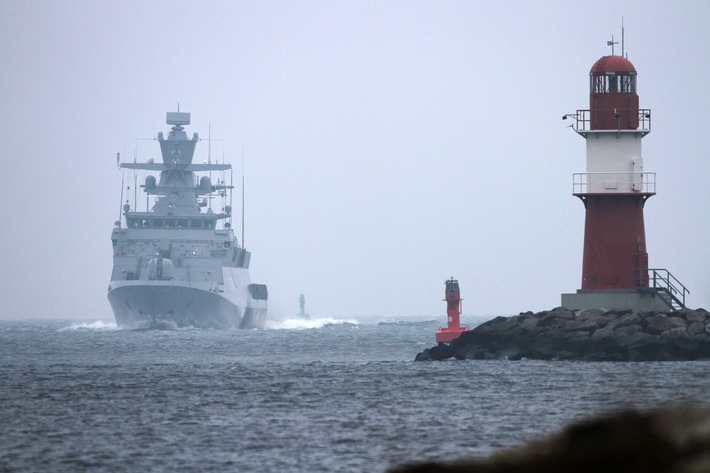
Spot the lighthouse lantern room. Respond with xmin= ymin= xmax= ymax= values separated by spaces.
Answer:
xmin=561 ymin=40 xmax=689 ymax=312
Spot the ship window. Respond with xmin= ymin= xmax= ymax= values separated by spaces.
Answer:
xmin=206 ymin=221 xmax=214 ymax=229
xmin=178 ymin=219 xmax=188 ymax=228
xmin=192 ymin=219 xmax=202 ymax=228
xmin=166 ymin=219 xmax=176 ymax=228
xmin=153 ymin=219 xmax=163 ymax=227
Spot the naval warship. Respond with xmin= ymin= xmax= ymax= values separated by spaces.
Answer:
xmin=108 ymin=112 xmax=268 ymax=329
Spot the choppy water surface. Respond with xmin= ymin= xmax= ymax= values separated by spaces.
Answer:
xmin=2 ymin=318 xmax=709 ymax=472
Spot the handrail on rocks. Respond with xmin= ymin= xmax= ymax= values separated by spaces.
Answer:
xmin=641 ymin=268 xmax=689 ymax=309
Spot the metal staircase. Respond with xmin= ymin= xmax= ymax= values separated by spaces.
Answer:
xmin=639 ymin=269 xmax=689 ymax=311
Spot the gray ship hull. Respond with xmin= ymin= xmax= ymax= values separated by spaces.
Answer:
xmin=108 ymin=284 xmax=267 ymax=329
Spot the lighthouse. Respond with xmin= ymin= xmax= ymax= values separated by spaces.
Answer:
xmin=561 ymin=41 xmax=689 ymax=312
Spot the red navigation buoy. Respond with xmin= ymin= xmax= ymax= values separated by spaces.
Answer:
xmin=435 ymin=277 xmax=469 ymax=343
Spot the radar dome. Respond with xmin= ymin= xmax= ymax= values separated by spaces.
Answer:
xmin=200 ymin=176 xmax=212 ymax=192
xmin=145 ymin=175 xmax=157 ymax=190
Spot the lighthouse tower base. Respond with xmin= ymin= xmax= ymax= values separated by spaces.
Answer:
xmin=562 ymin=289 xmax=671 ymax=313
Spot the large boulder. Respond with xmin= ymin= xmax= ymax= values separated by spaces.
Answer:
xmin=415 ymin=308 xmax=710 ymax=362
xmin=414 ymin=343 xmax=454 ymax=361
xmin=388 ymin=404 xmax=710 ymax=473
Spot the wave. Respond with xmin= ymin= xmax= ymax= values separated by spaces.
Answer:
xmin=266 ymin=317 xmax=359 ymax=330
xmin=59 ymin=320 xmax=118 ymax=331
xmin=376 ymin=319 xmax=438 ymax=326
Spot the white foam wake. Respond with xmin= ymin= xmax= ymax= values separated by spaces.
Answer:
xmin=266 ymin=317 xmax=359 ymax=330
xmin=60 ymin=320 xmax=118 ymax=331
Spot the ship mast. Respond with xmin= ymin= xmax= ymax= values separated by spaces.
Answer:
xmin=241 ymin=156 xmax=245 ymax=248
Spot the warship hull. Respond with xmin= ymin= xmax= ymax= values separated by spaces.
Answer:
xmin=108 ymin=282 xmax=267 ymax=329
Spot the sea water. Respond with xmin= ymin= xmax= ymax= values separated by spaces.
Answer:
xmin=1 ymin=317 xmax=709 ymax=472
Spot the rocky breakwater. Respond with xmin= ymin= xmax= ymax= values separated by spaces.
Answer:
xmin=416 ymin=307 xmax=710 ymax=361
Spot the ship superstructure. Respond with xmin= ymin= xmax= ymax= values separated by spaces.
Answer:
xmin=108 ymin=112 xmax=268 ymax=328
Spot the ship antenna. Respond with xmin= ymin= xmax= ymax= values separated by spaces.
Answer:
xmin=241 ymin=144 xmax=245 ymax=248
xmin=208 ymin=123 xmax=213 ymax=211
xmin=227 ymin=151 xmax=233 ymax=231
xmin=133 ymin=146 xmax=138 ymax=213
xmin=118 ymin=153 xmax=125 ymax=227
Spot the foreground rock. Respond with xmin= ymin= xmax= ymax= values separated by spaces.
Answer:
xmin=415 ymin=308 xmax=710 ymax=361
xmin=388 ymin=404 xmax=710 ymax=473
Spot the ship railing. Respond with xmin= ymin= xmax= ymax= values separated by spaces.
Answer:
xmin=573 ymin=172 xmax=656 ymax=194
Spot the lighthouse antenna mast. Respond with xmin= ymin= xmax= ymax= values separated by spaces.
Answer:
xmin=607 ymin=35 xmax=619 ymax=55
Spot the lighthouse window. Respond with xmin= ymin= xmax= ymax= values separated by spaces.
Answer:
xmin=608 ymin=76 xmax=618 ymax=93
xmin=619 ymin=75 xmax=636 ymax=93
xmin=592 ymin=75 xmax=607 ymax=93
xmin=591 ymin=74 xmax=636 ymax=94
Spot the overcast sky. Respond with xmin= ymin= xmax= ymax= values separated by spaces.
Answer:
xmin=1 ymin=0 xmax=708 ymax=322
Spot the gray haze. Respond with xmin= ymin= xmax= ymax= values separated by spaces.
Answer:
xmin=1 ymin=1 xmax=708 ymax=321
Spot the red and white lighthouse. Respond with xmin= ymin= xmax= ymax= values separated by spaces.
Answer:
xmin=561 ymin=45 xmax=688 ymax=312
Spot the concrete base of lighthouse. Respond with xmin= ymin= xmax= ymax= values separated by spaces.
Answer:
xmin=561 ymin=289 xmax=670 ymax=313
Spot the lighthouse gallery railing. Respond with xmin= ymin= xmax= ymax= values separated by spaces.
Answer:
xmin=573 ymin=172 xmax=656 ymax=194
xmin=568 ymin=109 xmax=652 ymax=133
